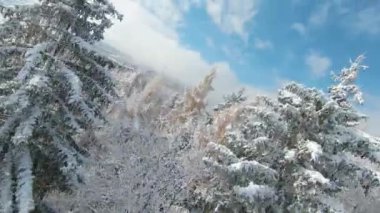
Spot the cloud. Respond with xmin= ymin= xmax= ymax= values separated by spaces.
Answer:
xmin=291 ymin=2 xmax=330 ymax=36
xmin=134 ymin=0 xmax=200 ymax=29
xmin=254 ymin=38 xmax=273 ymax=50
xmin=291 ymin=22 xmax=307 ymax=36
xmin=0 ymin=0 xmax=36 ymax=6
xmin=363 ymin=109 xmax=380 ymax=137
xmin=208 ymin=62 xmax=275 ymax=104
xmin=133 ymin=0 xmax=261 ymax=40
xmin=292 ymin=2 xmax=380 ymax=37
xmin=309 ymin=3 xmax=331 ymax=26
xmin=352 ymin=7 xmax=380 ymax=36
xmin=221 ymin=45 xmax=245 ymax=64
xmin=360 ymin=94 xmax=380 ymax=137
xmin=106 ymin=0 xmax=270 ymax=103
xmin=305 ymin=52 xmax=331 ymax=77
xmin=206 ymin=0 xmax=259 ymax=39
xmin=131 ymin=0 xmax=260 ymax=41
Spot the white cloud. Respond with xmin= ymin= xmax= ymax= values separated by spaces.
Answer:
xmin=206 ymin=0 xmax=259 ymax=39
xmin=305 ymin=52 xmax=331 ymax=77
xmin=106 ymin=0 xmax=270 ymax=103
xmin=352 ymin=7 xmax=380 ymax=36
xmin=254 ymin=38 xmax=273 ymax=50
xmin=135 ymin=0 xmax=200 ymax=29
xmin=309 ymin=3 xmax=331 ymax=26
xmin=132 ymin=0 xmax=260 ymax=40
xmin=293 ymin=2 xmax=380 ymax=37
xmin=292 ymin=2 xmax=380 ymax=37
xmin=291 ymin=22 xmax=306 ymax=36
xmin=360 ymin=95 xmax=380 ymax=137
xmin=0 ymin=0 xmax=36 ymax=6
xmin=363 ymin=109 xmax=380 ymax=137
xmin=221 ymin=45 xmax=245 ymax=64
xmin=291 ymin=3 xmax=330 ymax=36
xmin=221 ymin=45 xmax=232 ymax=57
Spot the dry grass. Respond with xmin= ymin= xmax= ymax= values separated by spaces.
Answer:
xmin=108 ymin=68 xmax=247 ymax=149
xmin=212 ymin=105 xmax=243 ymax=144
xmin=166 ymin=70 xmax=216 ymax=125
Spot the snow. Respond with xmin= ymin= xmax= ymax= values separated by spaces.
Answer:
xmin=206 ymin=142 xmax=238 ymax=164
xmin=335 ymin=152 xmax=380 ymax=182
xmin=12 ymin=107 xmax=41 ymax=145
xmin=330 ymin=55 xmax=367 ymax=107
xmin=280 ymin=89 xmax=302 ymax=105
xmin=202 ymin=157 xmax=224 ymax=171
xmin=26 ymin=75 xmax=48 ymax=89
xmin=15 ymin=146 xmax=34 ymax=213
xmin=0 ymin=152 xmax=13 ymax=213
xmin=234 ymin=182 xmax=276 ymax=202
xmin=305 ymin=140 xmax=323 ymax=161
xmin=304 ymin=169 xmax=329 ymax=184
xmin=228 ymin=160 xmax=277 ymax=178
xmin=357 ymin=130 xmax=380 ymax=145
xmin=354 ymin=130 xmax=380 ymax=162
xmin=319 ymin=196 xmax=345 ymax=213
xmin=61 ymin=67 xmax=83 ymax=104
xmin=54 ymin=95 xmax=81 ymax=131
xmin=253 ymin=136 xmax=270 ymax=144
xmin=285 ymin=149 xmax=296 ymax=161
xmin=17 ymin=42 xmax=50 ymax=82
xmin=1 ymin=1 xmax=379 ymax=211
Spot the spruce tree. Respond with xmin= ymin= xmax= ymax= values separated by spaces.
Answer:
xmin=0 ymin=0 xmax=122 ymax=212
xmin=194 ymin=56 xmax=380 ymax=212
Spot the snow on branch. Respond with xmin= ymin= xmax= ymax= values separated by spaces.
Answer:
xmin=57 ymin=53 xmax=100 ymax=126
xmin=61 ymin=66 xmax=83 ymax=104
xmin=0 ymin=110 xmax=23 ymax=139
xmin=234 ymin=182 xmax=277 ymax=204
xmin=303 ymin=140 xmax=323 ymax=161
xmin=330 ymin=55 xmax=368 ymax=107
xmin=228 ymin=160 xmax=278 ymax=183
xmin=71 ymin=36 xmax=119 ymax=67
xmin=75 ymin=68 xmax=115 ymax=102
xmin=46 ymin=127 xmax=82 ymax=186
xmin=52 ymin=94 xmax=81 ymax=131
xmin=303 ymin=169 xmax=330 ymax=185
xmin=0 ymin=46 xmax=29 ymax=56
xmin=206 ymin=142 xmax=238 ymax=165
xmin=278 ymin=87 xmax=302 ymax=106
xmin=12 ymin=107 xmax=41 ymax=145
xmin=14 ymin=145 xmax=34 ymax=213
xmin=0 ymin=151 xmax=12 ymax=213
xmin=17 ymin=42 xmax=51 ymax=82
xmin=25 ymin=74 xmax=49 ymax=90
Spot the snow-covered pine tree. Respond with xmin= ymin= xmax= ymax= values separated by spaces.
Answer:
xmin=193 ymin=56 xmax=380 ymax=212
xmin=0 ymin=0 xmax=122 ymax=212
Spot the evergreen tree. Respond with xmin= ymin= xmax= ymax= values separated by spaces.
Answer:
xmin=193 ymin=56 xmax=380 ymax=212
xmin=0 ymin=0 xmax=122 ymax=212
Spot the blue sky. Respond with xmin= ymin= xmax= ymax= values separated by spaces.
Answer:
xmin=105 ymin=0 xmax=379 ymax=135
xmin=178 ymin=0 xmax=380 ymax=94
xmin=107 ymin=0 xmax=378 ymax=96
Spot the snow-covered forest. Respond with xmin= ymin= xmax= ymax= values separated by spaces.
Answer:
xmin=1 ymin=0 xmax=380 ymax=212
